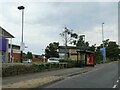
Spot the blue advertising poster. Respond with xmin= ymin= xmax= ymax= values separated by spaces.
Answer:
xmin=0 ymin=37 xmax=1 ymax=52
xmin=0 ymin=37 xmax=7 ymax=52
xmin=100 ymin=48 xmax=106 ymax=63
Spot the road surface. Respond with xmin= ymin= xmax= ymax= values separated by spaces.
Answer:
xmin=43 ymin=61 xmax=119 ymax=88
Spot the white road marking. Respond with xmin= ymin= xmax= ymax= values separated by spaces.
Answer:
xmin=113 ymin=85 xmax=117 ymax=88
xmin=95 ymin=68 xmax=98 ymax=71
xmin=82 ymin=68 xmax=99 ymax=75
xmin=117 ymin=80 xmax=119 ymax=83
xmin=112 ymin=79 xmax=119 ymax=88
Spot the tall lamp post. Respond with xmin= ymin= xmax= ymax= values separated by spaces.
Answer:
xmin=102 ymin=23 xmax=104 ymax=47
xmin=18 ymin=6 xmax=25 ymax=63
xmin=102 ymin=22 xmax=106 ymax=63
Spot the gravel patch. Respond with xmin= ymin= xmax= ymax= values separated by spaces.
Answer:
xmin=2 ymin=76 xmax=63 ymax=88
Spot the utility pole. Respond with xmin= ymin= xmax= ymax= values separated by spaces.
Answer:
xmin=18 ymin=6 xmax=25 ymax=63
xmin=102 ymin=22 xmax=106 ymax=63
xmin=102 ymin=23 xmax=104 ymax=48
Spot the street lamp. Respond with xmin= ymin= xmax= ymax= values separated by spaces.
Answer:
xmin=18 ymin=6 xmax=25 ymax=63
xmin=102 ymin=23 xmax=104 ymax=47
xmin=101 ymin=22 xmax=106 ymax=63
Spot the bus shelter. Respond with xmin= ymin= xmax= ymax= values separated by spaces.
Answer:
xmin=77 ymin=50 xmax=95 ymax=67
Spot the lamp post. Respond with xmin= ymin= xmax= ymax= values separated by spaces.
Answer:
xmin=102 ymin=23 xmax=104 ymax=48
xmin=18 ymin=6 xmax=25 ymax=63
xmin=102 ymin=22 xmax=106 ymax=63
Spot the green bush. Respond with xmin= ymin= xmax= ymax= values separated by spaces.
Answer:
xmin=32 ymin=63 xmax=44 ymax=72
xmin=2 ymin=62 xmax=69 ymax=77
xmin=2 ymin=63 xmax=33 ymax=77
xmin=59 ymin=59 xmax=77 ymax=68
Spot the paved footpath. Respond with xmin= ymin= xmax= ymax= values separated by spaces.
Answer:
xmin=2 ymin=65 xmax=100 ymax=88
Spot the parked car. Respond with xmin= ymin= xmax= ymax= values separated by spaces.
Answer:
xmin=23 ymin=59 xmax=32 ymax=63
xmin=47 ymin=58 xmax=60 ymax=63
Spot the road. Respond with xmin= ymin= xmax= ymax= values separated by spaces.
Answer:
xmin=42 ymin=61 xmax=119 ymax=88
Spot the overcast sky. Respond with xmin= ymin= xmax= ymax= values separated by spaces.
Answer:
xmin=0 ymin=0 xmax=118 ymax=55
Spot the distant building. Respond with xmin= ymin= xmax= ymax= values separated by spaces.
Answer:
xmin=32 ymin=54 xmax=47 ymax=62
xmin=8 ymin=44 xmax=21 ymax=62
xmin=59 ymin=46 xmax=79 ymax=60
xmin=32 ymin=54 xmax=42 ymax=58
xmin=0 ymin=26 xmax=14 ymax=62
xmin=59 ymin=46 xmax=95 ymax=66
xmin=59 ymin=46 xmax=89 ymax=60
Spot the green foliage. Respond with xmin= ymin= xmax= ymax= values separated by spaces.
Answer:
xmin=94 ymin=50 xmax=103 ymax=63
xmin=59 ymin=59 xmax=77 ymax=68
xmin=106 ymin=41 xmax=119 ymax=61
xmin=88 ymin=44 xmax=96 ymax=52
xmin=89 ymin=39 xmax=120 ymax=63
xmin=60 ymin=27 xmax=90 ymax=59
xmin=45 ymin=42 xmax=59 ymax=58
xmin=60 ymin=27 xmax=89 ymax=48
xmin=59 ymin=27 xmax=119 ymax=63
xmin=59 ymin=59 xmax=77 ymax=62
xmin=76 ymin=35 xmax=85 ymax=47
xmin=72 ymin=35 xmax=89 ymax=48
xmin=60 ymin=27 xmax=76 ymax=59
xmin=2 ymin=63 xmax=33 ymax=77
xmin=60 ymin=27 xmax=76 ymax=46
xmin=103 ymin=39 xmax=109 ymax=47
xmin=26 ymin=51 xmax=33 ymax=59
xmin=2 ymin=62 xmax=69 ymax=77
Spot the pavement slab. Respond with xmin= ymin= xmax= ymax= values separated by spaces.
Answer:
xmin=2 ymin=64 xmax=108 ymax=89
xmin=2 ymin=76 xmax=63 ymax=88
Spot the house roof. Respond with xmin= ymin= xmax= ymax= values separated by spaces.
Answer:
xmin=0 ymin=26 xmax=15 ymax=38
xmin=59 ymin=46 xmax=89 ymax=50
xmin=59 ymin=46 xmax=78 ymax=49
xmin=77 ymin=50 xmax=94 ymax=54
xmin=8 ymin=44 xmax=20 ymax=49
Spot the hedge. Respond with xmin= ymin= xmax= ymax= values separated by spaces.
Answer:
xmin=2 ymin=62 xmax=68 ymax=77
xmin=59 ymin=59 xmax=78 ymax=68
xmin=2 ymin=59 xmax=80 ymax=77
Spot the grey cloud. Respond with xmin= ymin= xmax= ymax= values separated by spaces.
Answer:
xmin=1 ymin=2 xmax=118 ymax=54
xmin=25 ymin=2 xmax=117 ymax=31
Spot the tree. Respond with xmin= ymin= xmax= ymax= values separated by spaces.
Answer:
xmin=92 ymin=39 xmax=120 ymax=62
xmin=76 ymin=35 xmax=85 ymax=47
xmin=89 ymin=44 xmax=96 ymax=52
xmin=26 ymin=51 xmax=33 ymax=59
xmin=60 ymin=27 xmax=78 ymax=58
xmin=45 ymin=42 xmax=59 ymax=59
xmin=106 ymin=41 xmax=119 ymax=61
xmin=74 ymin=35 xmax=89 ymax=50
xmin=103 ymin=39 xmax=109 ymax=48
xmin=94 ymin=49 xmax=103 ymax=63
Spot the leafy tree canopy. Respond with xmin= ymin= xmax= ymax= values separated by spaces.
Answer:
xmin=26 ymin=51 xmax=33 ymax=59
xmin=45 ymin=42 xmax=59 ymax=59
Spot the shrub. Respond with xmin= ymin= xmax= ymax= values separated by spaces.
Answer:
xmin=59 ymin=59 xmax=77 ymax=68
xmin=2 ymin=62 xmax=69 ymax=77
xmin=2 ymin=63 xmax=33 ymax=77
xmin=2 ymin=61 xmax=82 ymax=77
